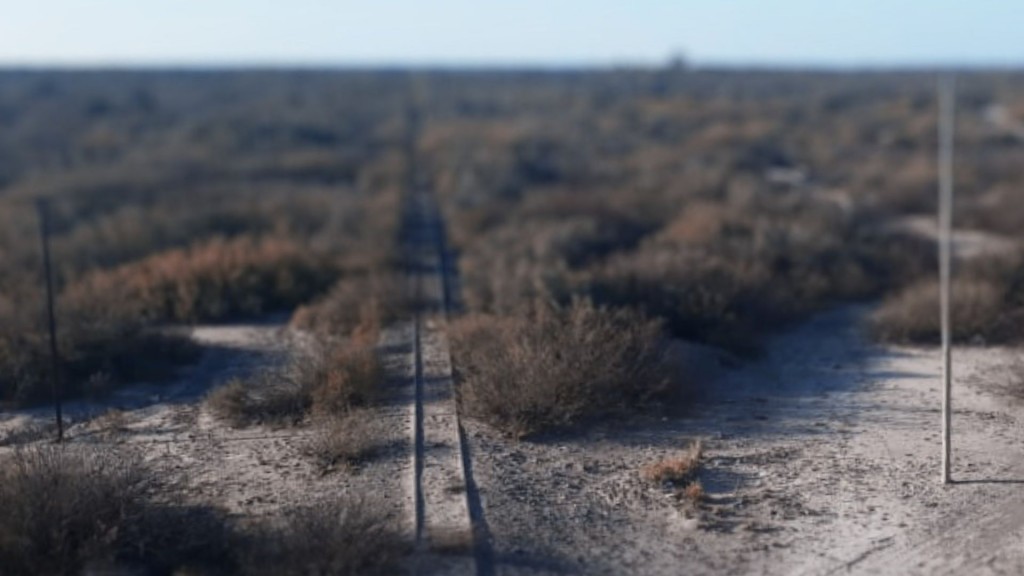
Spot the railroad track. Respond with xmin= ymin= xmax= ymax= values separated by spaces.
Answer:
xmin=401 ymin=112 xmax=491 ymax=575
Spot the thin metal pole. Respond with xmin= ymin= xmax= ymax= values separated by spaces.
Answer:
xmin=938 ymin=76 xmax=955 ymax=484
xmin=36 ymin=198 xmax=63 ymax=443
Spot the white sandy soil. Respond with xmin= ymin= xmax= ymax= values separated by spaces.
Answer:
xmin=463 ymin=306 xmax=1024 ymax=575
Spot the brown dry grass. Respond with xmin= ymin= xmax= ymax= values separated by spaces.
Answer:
xmin=206 ymin=325 xmax=384 ymax=427
xmin=870 ymin=278 xmax=1007 ymax=344
xmin=642 ymin=441 xmax=704 ymax=504
xmin=65 ymin=235 xmax=337 ymax=324
xmin=870 ymin=253 xmax=1024 ymax=345
xmin=290 ymin=272 xmax=405 ymax=338
xmin=451 ymin=298 xmax=670 ymax=437
xmin=683 ymin=480 xmax=705 ymax=503
xmin=305 ymin=410 xmax=385 ymax=471
xmin=641 ymin=441 xmax=703 ymax=485
xmin=308 ymin=329 xmax=385 ymax=418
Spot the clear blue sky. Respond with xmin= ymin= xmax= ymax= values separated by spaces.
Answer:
xmin=0 ymin=0 xmax=1021 ymax=68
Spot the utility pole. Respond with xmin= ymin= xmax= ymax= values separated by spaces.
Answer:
xmin=36 ymin=198 xmax=63 ymax=443
xmin=938 ymin=76 xmax=955 ymax=484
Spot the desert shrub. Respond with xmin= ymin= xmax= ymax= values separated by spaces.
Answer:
xmin=241 ymin=497 xmax=406 ymax=576
xmin=0 ymin=444 xmax=146 ymax=575
xmin=641 ymin=441 xmax=703 ymax=485
xmin=66 ymin=235 xmax=338 ymax=324
xmin=450 ymin=298 xmax=670 ymax=437
xmin=206 ymin=329 xmax=383 ymax=427
xmin=290 ymin=272 xmax=405 ymax=337
xmin=205 ymin=374 xmax=311 ymax=428
xmin=869 ymin=250 xmax=1024 ymax=344
xmin=305 ymin=410 xmax=385 ymax=471
xmin=0 ymin=318 xmax=197 ymax=407
xmin=869 ymin=276 xmax=1013 ymax=344
xmin=0 ymin=444 xmax=236 ymax=576
xmin=308 ymin=331 xmax=385 ymax=418
xmin=585 ymin=249 xmax=784 ymax=354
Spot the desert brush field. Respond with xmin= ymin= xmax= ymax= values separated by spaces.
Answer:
xmin=1 ymin=68 xmax=1024 ymax=574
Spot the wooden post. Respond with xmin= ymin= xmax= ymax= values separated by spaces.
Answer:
xmin=938 ymin=76 xmax=955 ymax=484
xmin=36 ymin=198 xmax=63 ymax=443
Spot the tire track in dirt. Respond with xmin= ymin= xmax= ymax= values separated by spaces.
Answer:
xmin=694 ymin=307 xmax=1024 ymax=575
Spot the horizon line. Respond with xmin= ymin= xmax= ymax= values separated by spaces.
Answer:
xmin=1 ymin=58 xmax=1023 ymax=73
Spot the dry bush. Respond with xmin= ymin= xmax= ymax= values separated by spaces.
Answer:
xmin=451 ymin=298 xmax=670 ymax=437
xmin=205 ymin=375 xmax=309 ymax=428
xmin=455 ymin=194 xmax=657 ymax=314
xmin=0 ymin=444 xmax=236 ymax=576
xmin=683 ymin=480 xmax=705 ymax=503
xmin=305 ymin=410 xmax=384 ymax=471
xmin=241 ymin=497 xmax=406 ymax=576
xmin=586 ymin=249 xmax=782 ymax=355
xmin=0 ymin=323 xmax=197 ymax=408
xmin=206 ymin=329 xmax=384 ymax=427
xmin=290 ymin=272 xmax=405 ymax=338
xmin=583 ymin=201 xmax=936 ymax=354
xmin=0 ymin=73 xmax=404 ymax=411
xmin=869 ymin=277 xmax=1012 ymax=344
xmin=66 ymin=235 xmax=337 ymax=324
xmin=641 ymin=441 xmax=703 ymax=485
xmin=308 ymin=331 xmax=385 ymax=418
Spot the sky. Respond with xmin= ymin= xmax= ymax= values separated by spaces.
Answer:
xmin=0 ymin=1 xmax=1021 ymax=68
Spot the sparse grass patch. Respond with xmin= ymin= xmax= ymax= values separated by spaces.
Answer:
xmin=90 ymin=408 xmax=130 ymax=438
xmin=206 ymin=328 xmax=384 ymax=427
xmin=309 ymin=331 xmax=385 ymax=418
xmin=305 ymin=410 xmax=384 ymax=471
xmin=1 ymin=324 xmax=198 ymax=407
xmin=0 ymin=422 xmax=58 ymax=447
xmin=241 ymin=497 xmax=406 ymax=576
xmin=205 ymin=374 xmax=311 ymax=428
xmin=0 ymin=444 xmax=148 ymax=576
xmin=641 ymin=441 xmax=703 ymax=485
xmin=642 ymin=441 xmax=704 ymax=503
xmin=451 ymin=298 xmax=670 ymax=438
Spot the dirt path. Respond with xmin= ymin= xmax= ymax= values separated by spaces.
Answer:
xmin=462 ymin=306 xmax=1024 ymax=575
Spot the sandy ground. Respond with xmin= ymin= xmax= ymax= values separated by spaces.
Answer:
xmin=0 ymin=319 xmax=412 ymax=533
xmin=4 ymin=308 xmax=1024 ymax=574
xmin=464 ymin=305 xmax=1024 ymax=575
